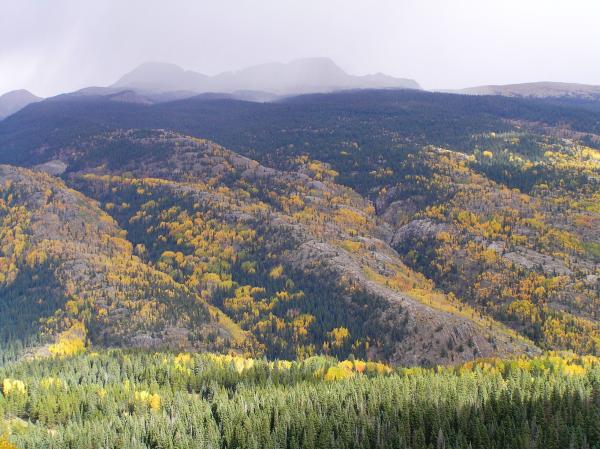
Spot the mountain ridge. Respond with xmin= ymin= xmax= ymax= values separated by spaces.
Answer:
xmin=448 ymin=81 xmax=600 ymax=99
xmin=0 ymin=89 xmax=42 ymax=120
xmin=112 ymin=57 xmax=421 ymax=96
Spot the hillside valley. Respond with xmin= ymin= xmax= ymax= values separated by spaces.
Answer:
xmin=5 ymin=0 xmax=600 ymax=446
xmin=1 ymin=129 xmax=539 ymax=366
xmin=1 ymin=87 xmax=600 ymax=449
xmin=0 ymin=87 xmax=599 ymax=369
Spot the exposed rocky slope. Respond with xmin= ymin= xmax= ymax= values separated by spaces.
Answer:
xmin=384 ymin=145 xmax=600 ymax=353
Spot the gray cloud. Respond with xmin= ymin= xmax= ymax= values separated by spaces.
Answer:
xmin=1 ymin=0 xmax=599 ymax=97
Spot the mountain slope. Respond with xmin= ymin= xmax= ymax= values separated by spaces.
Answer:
xmin=3 ymin=89 xmax=600 ymax=174
xmin=0 ymin=90 xmax=42 ymax=120
xmin=0 ymin=89 xmax=599 ymax=364
xmin=380 ymin=144 xmax=600 ymax=353
xmin=0 ymin=165 xmax=245 ymax=353
xmin=63 ymin=130 xmax=535 ymax=364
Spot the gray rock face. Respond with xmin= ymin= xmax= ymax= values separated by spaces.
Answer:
xmin=34 ymin=159 xmax=68 ymax=175
xmin=391 ymin=219 xmax=450 ymax=247
xmin=486 ymin=243 xmax=574 ymax=276
xmin=287 ymin=238 xmax=537 ymax=366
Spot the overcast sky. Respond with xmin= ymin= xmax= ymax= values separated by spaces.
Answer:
xmin=1 ymin=0 xmax=599 ymax=97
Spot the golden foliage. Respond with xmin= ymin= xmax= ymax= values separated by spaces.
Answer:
xmin=0 ymin=435 xmax=19 ymax=449
xmin=328 ymin=327 xmax=350 ymax=348
xmin=134 ymin=390 xmax=161 ymax=411
xmin=268 ymin=264 xmax=284 ymax=280
xmin=2 ymin=378 xmax=26 ymax=396
xmin=48 ymin=322 xmax=86 ymax=357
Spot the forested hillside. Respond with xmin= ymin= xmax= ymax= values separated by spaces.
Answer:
xmin=0 ymin=89 xmax=598 ymax=361
xmin=0 ymin=88 xmax=599 ymax=446
xmin=0 ymin=130 xmax=534 ymax=365
xmin=0 ymin=165 xmax=246 ymax=355
xmin=1 ymin=350 xmax=600 ymax=449
xmin=389 ymin=141 xmax=600 ymax=353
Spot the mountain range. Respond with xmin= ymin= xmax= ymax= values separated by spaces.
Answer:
xmin=4 ymin=58 xmax=600 ymax=123
xmin=3 ymin=31 xmax=600 ymax=445
xmin=0 ymin=58 xmax=422 ymax=120
xmin=0 ymin=84 xmax=599 ymax=366
xmin=112 ymin=57 xmax=422 ymax=95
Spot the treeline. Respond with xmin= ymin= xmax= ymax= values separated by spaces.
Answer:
xmin=1 ymin=351 xmax=600 ymax=448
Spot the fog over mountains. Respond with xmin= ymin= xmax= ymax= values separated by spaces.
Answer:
xmin=3 ymin=57 xmax=600 ymax=122
xmin=0 ymin=57 xmax=422 ymax=119
xmin=0 ymin=89 xmax=42 ymax=120
xmin=112 ymin=57 xmax=422 ymax=95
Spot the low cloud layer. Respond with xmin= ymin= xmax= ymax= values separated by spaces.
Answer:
xmin=1 ymin=0 xmax=599 ymax=96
